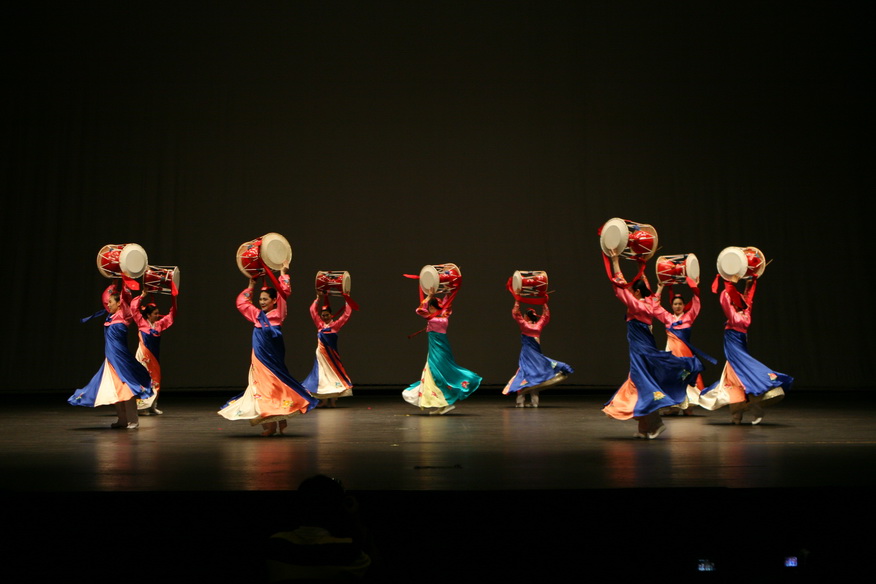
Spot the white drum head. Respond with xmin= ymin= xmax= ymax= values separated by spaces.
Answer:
xmin=685 ymin=253 xmax=700 ymax=282
xmin=512 ymin=271 xmax=524 ymax=294
xmin=717 ymin=247 xmax=747 ymax=281
xmin=170 ymin=266 xmax=181 ymax=291
xmin=600 ymin=218 xmax=629 ymax=256
xmin=119 ymin=244 xmax=148 ymax=279
xmin=419 ymin=265 xmax=440 ymax=294
xmin=260 ymin=232 xmax=292 ymax=270
xmin=315 ymin=271 xmax=352 ymax=295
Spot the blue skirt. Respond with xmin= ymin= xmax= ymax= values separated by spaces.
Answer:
xmin=68 ymin=323 xmax=153 ymax=407
xmin=605 ymin=320 xmax=703 ymax=418
xmin=504 ymin=335 xmax=574 ymax=394
xmin=703 ymin=329 xmax=793 ymax=397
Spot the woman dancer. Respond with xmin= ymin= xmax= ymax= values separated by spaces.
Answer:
xmin=219 ymin=264 xmax=317 ymax=435
xmin=699 ymin=277 xmax=792 ymax=424
xmin=602 ymin=255 xmax=703 ymax=438
xmin=502 ymin=299 xmax=573 ymax=407
xmin=402 ymin=291 xmax=481 ymax=414
xmin=131 ymin=292 xmax=177 ymax=415
xmin=653 ymin=278 xmax=715 ymax=414
xmin=69 ymin=282 xmax=153 ymax=429
xmin=302 ymin=294 xmax=354 ymax=408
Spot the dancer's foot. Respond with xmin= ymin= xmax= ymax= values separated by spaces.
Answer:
xmin=150 ymin=406 xmax=163 ymax=415
xmin=261 ymin=422 xmax=278 ymax=436
xmin=438 ymin=405 xmax=456 ymax=415
xmin=278 ymin=420 xmax=288 ymax=434
xmin=749 ymin=401 xmax=764 ymax=425
xmin=110 ymin=421 xmax=126 ymax=429
xmin=647 ymin=423 xmax=666 ymax=440
xmin=126 ymin=422 xmax=139 ymax=430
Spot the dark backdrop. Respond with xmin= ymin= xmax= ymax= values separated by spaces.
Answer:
xmin=2 ymin=1 xmax=872 ymax=391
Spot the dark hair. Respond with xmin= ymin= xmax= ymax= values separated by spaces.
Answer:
xmin=671 ymin=293 xmax=686 ymax=304
xmin=525 ymin=309 xmax=539 ymax=323
xmin=260 ymin=287 xmax=278 ymax=300
xmin=140 ymin=303 xmax=158 ymax=318
xmin=429 ymin=296 xmax=441 ymax=310
xmin=632 ymin=279 xmax=651 ymax=297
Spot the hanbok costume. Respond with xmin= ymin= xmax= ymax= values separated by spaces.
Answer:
xmin=68 ymin=286 xmax=153 ymax=408
xmin=402 ymin=299 xmax=482 ymax=412
xmin=131 ymin=295 xmax=176 ymax=411
xmin=653 ymin=289 xmax=716 ymax=407
xmin=602 ymin=273 xmax=703 ymax=421
xmin=302 ymin=299 xmax=353 ymax=399
xmin=219 ymin=276 xmax=317 ymax=425
xmin=502 ymin=302 xmax=574 ymax=407
xmin=698 ymin=281 xmax=791 ymax=419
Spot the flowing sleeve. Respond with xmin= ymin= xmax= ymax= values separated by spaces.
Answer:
xmin=652 ymin=302 xmax=673 ymax=327
xmin=131 ymin=295 xmax=148 ymax=331
xmin=511 ymin=301 xmax=525 ymax=325
xmin=687 ymin=292 xmax=701 ymax=324
xmin=278 ymin=273 xmax=291 ymax=299
xmin=719 ymin=289 xmax=734 ymax=320
xmin=118 ymin=287 xmax=134 ymax=324
xmin=416 ymin=298 xmax=432 ymax=319
xmin=331 ymin=302 xmax=353 ymax=332
xmin=237 ymin=288 xmax=259 ymax=324
xmin=613 ymin=284 xmax=638 ymax=312
xmin=309 ymin=298 xmax=322 ymax=328
xmin=153 ymin=296 xmax=177 ymax=333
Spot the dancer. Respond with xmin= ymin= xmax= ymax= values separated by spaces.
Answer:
xmin=602 ymin=255 xmax=703 ymax=438
xmin=502 ymin=299 xmax=573 ymax=407
xmin=302 ymin=294 xmax=354 ymax=408
xmin=69 ymin=282 xmax=153 ymax=429
xmin=402 ymin=291 xmax=481 ymax=414
xmin=699 ymin=277 xmax=792 ymax=424
xmin=219 ymin=263 xmax=317 ymax=435
xmin=131 ymin=292 xmax=177 ymax=415
xmin=653 ymin=278 xmax=715 ymax=415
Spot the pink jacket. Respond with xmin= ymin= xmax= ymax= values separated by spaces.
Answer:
xmin=131 ymin=295 xmax=177 ymax=335
xmin=310 ymin=299 xmax=352 ymax=332
xmin=102 ymin=285 xmax=133 ymax=327
xmin=513 ymin=302 xmax=550 ymax=338
xmin=237 ymin=275 xmax=291 ymax=327
xmin=654 ymin=294 xmax=700 ymax=330
xmin=720 ymin=288 xmax=751 ymax=333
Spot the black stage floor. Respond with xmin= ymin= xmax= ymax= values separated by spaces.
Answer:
xmin=4 ymin=389 xmax=875 ymax=582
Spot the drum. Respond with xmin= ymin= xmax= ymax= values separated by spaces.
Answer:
xmin=511 ymin=270 xmax=549 ymax=298
xmin=236 ymin=233 xmax=292 ymax=278
xmin=96 ymin=243 xmax=149 ymax=279
xmin=655 ymin=254 xmax=700 ymax=285
xmin=599 ymin=218 xmax=659 ymax=261
xmin=717 ymin=246 xmax=767 ymax=282
xmin=419 ymin=263 xmax=462 ymax=294
xmin=743 ymin=247 xmax=766 ymax=279
xmin=315 ymin=271 xmax=351 ymax=296
xmin=144 ymin=265 xmax=181 ymax=295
